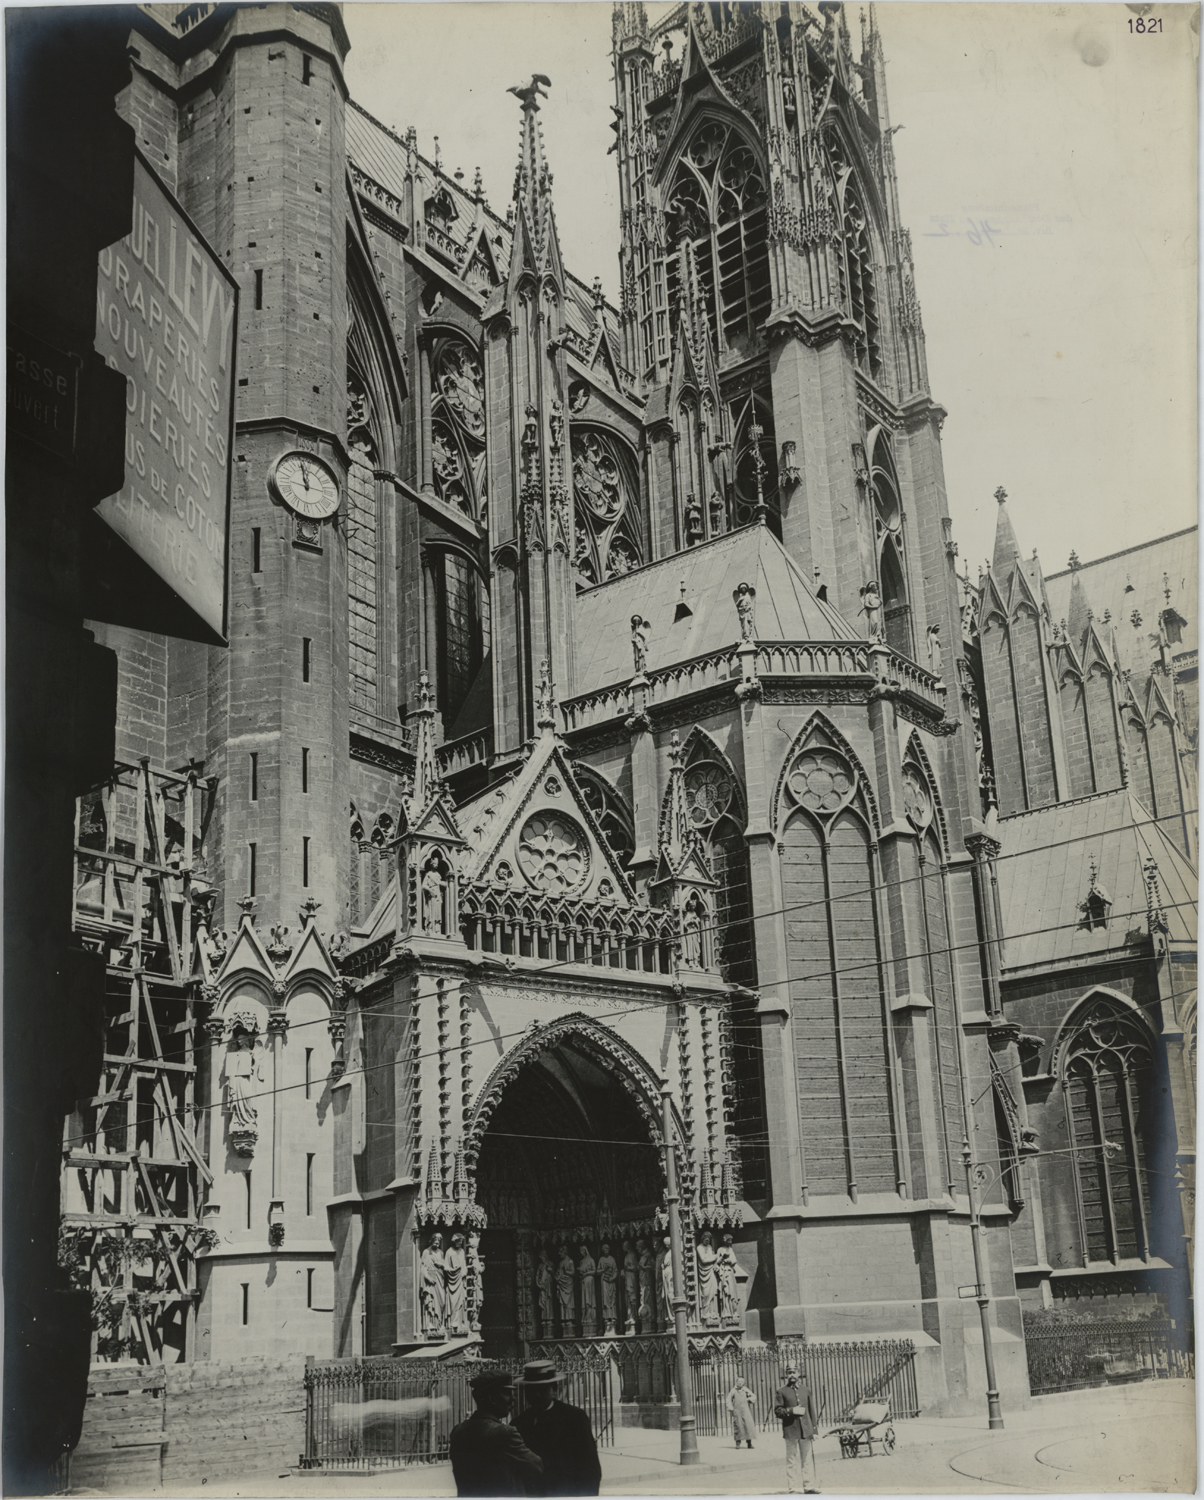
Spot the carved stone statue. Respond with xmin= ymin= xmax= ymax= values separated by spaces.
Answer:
xmin=733 ymin=582 xmax=757 ymax=643
xmin=926 ymin=622 xmax=943 ymax=676
xmin=620 ymin=1236 xmax=641 ymax=1332
xmin=445 ymin=1232 xmax=468 ymax=1335
xmin=860 ymin=580 xmax=883 ymax=642
xmin=421 ymin=863 xmax=447 ymax=935
xmin=556 ymin=1245 xmax=576 ymax=1332
xmin=579 ymin=1244 xmax=597 ymax=1331
xmin=695 ymin=1231 xmax=719 ymax=1326
xmin=598 ymin=1242 xmax=619 ymax=1333
xmin=536 ymin=1247 xmax=555 ymax=1331
xmin=631 ymin=615 xmax=650 ymax=676
xmin=221 ymin=1031 xmax=262 ymax=1135
xmin=467 ymin=1231 xmax=483 ymax=1333
xmin=657 ymin=1237 xmax=673 ymax=1328
xmin=637 ymin=1238 xmax=655 ymax=1332
xmin=717 ymin=1233 xmax=740 ymax=1324
xmin=682 ymin=897 xmax=703 ymax=968
xmin=420 ymin=1232 xmax=447 ymax=1337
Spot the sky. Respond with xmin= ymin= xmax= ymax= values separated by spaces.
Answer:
xmin=343 ymin=2 xmax=1198 ymax=580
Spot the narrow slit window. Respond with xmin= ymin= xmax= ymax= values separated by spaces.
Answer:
xmin=250 ymin=753 xmax=258 ymax=802
xmin=302 ymin=638 xmax=312 ymax=683
xmin=306 ymin=1153 xmax=315 ymax=1216
xmin=241 ymin=1283 xmax=249 ymax=1325
xmin=304 ymin=1047 xmax=313 ymax=1099
xmin=306 ymin=1268 xmax=315 ymax=1308
xmin=252 ymin=527 xmax=261 ymax=572
xmin=301 ymin=748 xmax=309 ymax=793
xmin=244 ymin=1171 xmax=252 ymax=1229
xmin=254 ymin=268 xmax=263 ymax=309
xmin=302 ymin=836 xmax=310 ymax=888
xmin=302 ymin=53 xmax=313 ymax=85
xmin=248 ymin=843 xmax=257 ymax=896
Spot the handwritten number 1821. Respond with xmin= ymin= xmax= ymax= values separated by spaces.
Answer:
xmin=1128 ymin=16 xmax=1163 ymax=31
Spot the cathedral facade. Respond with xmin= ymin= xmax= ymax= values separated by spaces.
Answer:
xmin=70 ymin=0 xmax=1194 ymax=1413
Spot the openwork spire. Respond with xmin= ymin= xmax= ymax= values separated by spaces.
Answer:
xmin=658 ymin=731 xmax=694 ymax=870
xmin=508 ymin=74 xmax=557 ymax=266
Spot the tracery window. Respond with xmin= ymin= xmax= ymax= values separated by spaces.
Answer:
xmin=430 ymin=335 xmax=487 ymax=519
xmin=570 ymin=426 xmax=643 ymax=584
xmin=573 ymin=763 xmax=636 ymax=870
xmin=1063 ymin=998 xmax=1156 ymax=1264
xmin=665 ymin=119 xmax=771 ymax=354
xmin=828 ymin=140 xmax=882 ymax=379
xmin=683 ymin=734 xmax=765 ymax=1199
xmin=778 ymin=727 xmax=899 ymax=1199
xmin=867 ymin=427 xmax=912 ymax=657
xmin=428 ymin=548 xmax=490 ymax=736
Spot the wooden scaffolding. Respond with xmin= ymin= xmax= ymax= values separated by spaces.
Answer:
xmin=64 ymin=759 xmax=219 ymax=1363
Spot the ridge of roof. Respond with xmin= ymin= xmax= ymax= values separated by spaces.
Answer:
xmin=1044 ymin=526 xmax=1199 ymax=582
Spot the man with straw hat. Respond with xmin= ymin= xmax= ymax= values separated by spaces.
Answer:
xmin=513 ymin=1359 xmax=601 ymax=1496
xmin=449 ymin=1368 xmax=544 ymax=1497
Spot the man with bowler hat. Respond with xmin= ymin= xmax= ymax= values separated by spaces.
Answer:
xmin=773 ymin=1363 xmax=821 ymax=1494
xmin=513 ymin=1359 xmax=601 ymax=1496
xmin=450 ymin=1368 xmax=544 ymax=1497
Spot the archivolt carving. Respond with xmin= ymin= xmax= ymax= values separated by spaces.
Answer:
xmin=465 ymin=1013 xmax=673 ymax=1174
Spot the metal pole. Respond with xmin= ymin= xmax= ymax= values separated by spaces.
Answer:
xmin=661 ymin=1081 xmax=700 ymax=1465
xmin=962 ymin=1138 xmax=1004 ymax=1429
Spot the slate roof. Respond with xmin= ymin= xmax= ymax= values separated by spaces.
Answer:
xmin=995 ymin=787 xmax=1197 ymax=973
xmin=569 ymin=523 xmax=859 ymax=698
xmin=1044 ymin=528 xmax=1197 ymax=677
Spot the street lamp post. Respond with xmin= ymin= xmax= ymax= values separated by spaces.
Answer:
xmin=661 ymin=1081 xmax=700 ymax=1466
xmin=962 ymin=1136 xmax=1004 ymax=1430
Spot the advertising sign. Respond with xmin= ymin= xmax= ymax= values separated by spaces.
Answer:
xmin=94 ymin=150 xmax=237 ymax=642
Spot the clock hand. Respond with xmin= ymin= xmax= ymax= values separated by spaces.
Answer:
xmin=300 ymin=460 xmax=311 ymax=491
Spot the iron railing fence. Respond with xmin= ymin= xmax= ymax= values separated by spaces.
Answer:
xmin=302 ymin=1339 xmax=919 ymax=1470
xmin=302 ymin=1354 xmax=615 ymax=1470
xmin=1023 ymin=1318 xmax=1192 ymax=1396
xmin=690 ymin=1340 xmax=919 ymax=1439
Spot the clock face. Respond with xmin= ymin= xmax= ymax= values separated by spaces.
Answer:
xmin=272 ymin=451 xmax=340 ymax=519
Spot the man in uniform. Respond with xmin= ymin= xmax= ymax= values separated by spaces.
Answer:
xmin=773 ymin=1363 xmax=821 ymax=1494
xmin=513 ymin=1359 xmax=601 ymax=1496
xmin=449 ymin=1368 xmax=544 ymax=1497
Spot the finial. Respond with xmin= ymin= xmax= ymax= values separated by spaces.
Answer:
xmin=507 ymin=74 xmax=551 ymax=112
xmin=473 ymin=165 xmax=484 ymax=203
xmin=454 ymin=166 xmax=464 ymax=184
xmin=994 ymin=486 xmax=1008 ymax=505
xmin=433 ymin=134 xmax=442 ymax=170
xmin=669 ymin=730 xmax=683 ymax=767
xmin=1068 ymin=550 xmax=1081 ymax=571
xmin=1163 ymin=571 xmax=1172 ymax=605
xmin=299 ymin=896 xmax=322 ymax=927
xmin=416 ymin=669 xmax=434 ymax=713
xmin=237 ymin=895 xmax=257 ymax=923
xmin=592 ymin=275 xmax=605 ymax=311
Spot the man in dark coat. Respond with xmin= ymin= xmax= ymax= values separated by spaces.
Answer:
xmin=450 ymin=1369 xmax=545 ymax=1497
xmin=512 ymin=1359 xmax=601 ymax=1496
xmin=773 ymin=1363 xmax=821 ymax=1494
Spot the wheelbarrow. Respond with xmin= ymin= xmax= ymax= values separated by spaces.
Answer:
xmin=830 ymin=1400 xmax=896 ymax=1458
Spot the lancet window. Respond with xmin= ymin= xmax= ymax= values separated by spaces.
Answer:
xmin=867 ymin=427 xmax=912 ymax=657
xmin=665 ymin=119 xmax=771 ymax=355
xmin=777 ymin=727 xmax=899 ymax=1200
xmin=570 ymin=426 xmax=643 ymax=584
xmin=1062 ymin=997 xmax=1157 ymax=1264
xmin=430 ymin=334 xmax=487 ymax=519
xmin=425 ymin=546 xmax=490 ymax=737
xmin=682 ymin=734 xmax=765 ymax=1199
xmin=826 ymin=136 xmax=882 ymax=380
xmin=573 ymin=763 xmax=636 ymax=870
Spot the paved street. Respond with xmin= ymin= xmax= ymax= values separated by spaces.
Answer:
xmin=126 ymin=1378 xmax=1195 ymax=1498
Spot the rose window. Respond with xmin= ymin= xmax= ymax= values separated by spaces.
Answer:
xmin=788 ymin=751 xmax=854 ymax=817
xmin=517 ymin=813 xmax=590 ymax=894
xmin=685 ymin=764 xmax=733 ymax=828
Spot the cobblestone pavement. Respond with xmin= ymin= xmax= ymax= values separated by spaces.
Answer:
xmin=114 ymin=1377 xmax=1194 ymax=1499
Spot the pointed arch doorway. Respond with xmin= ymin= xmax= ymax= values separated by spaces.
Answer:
xmin=472 ymin=1025 xmax=666 ymax=1359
